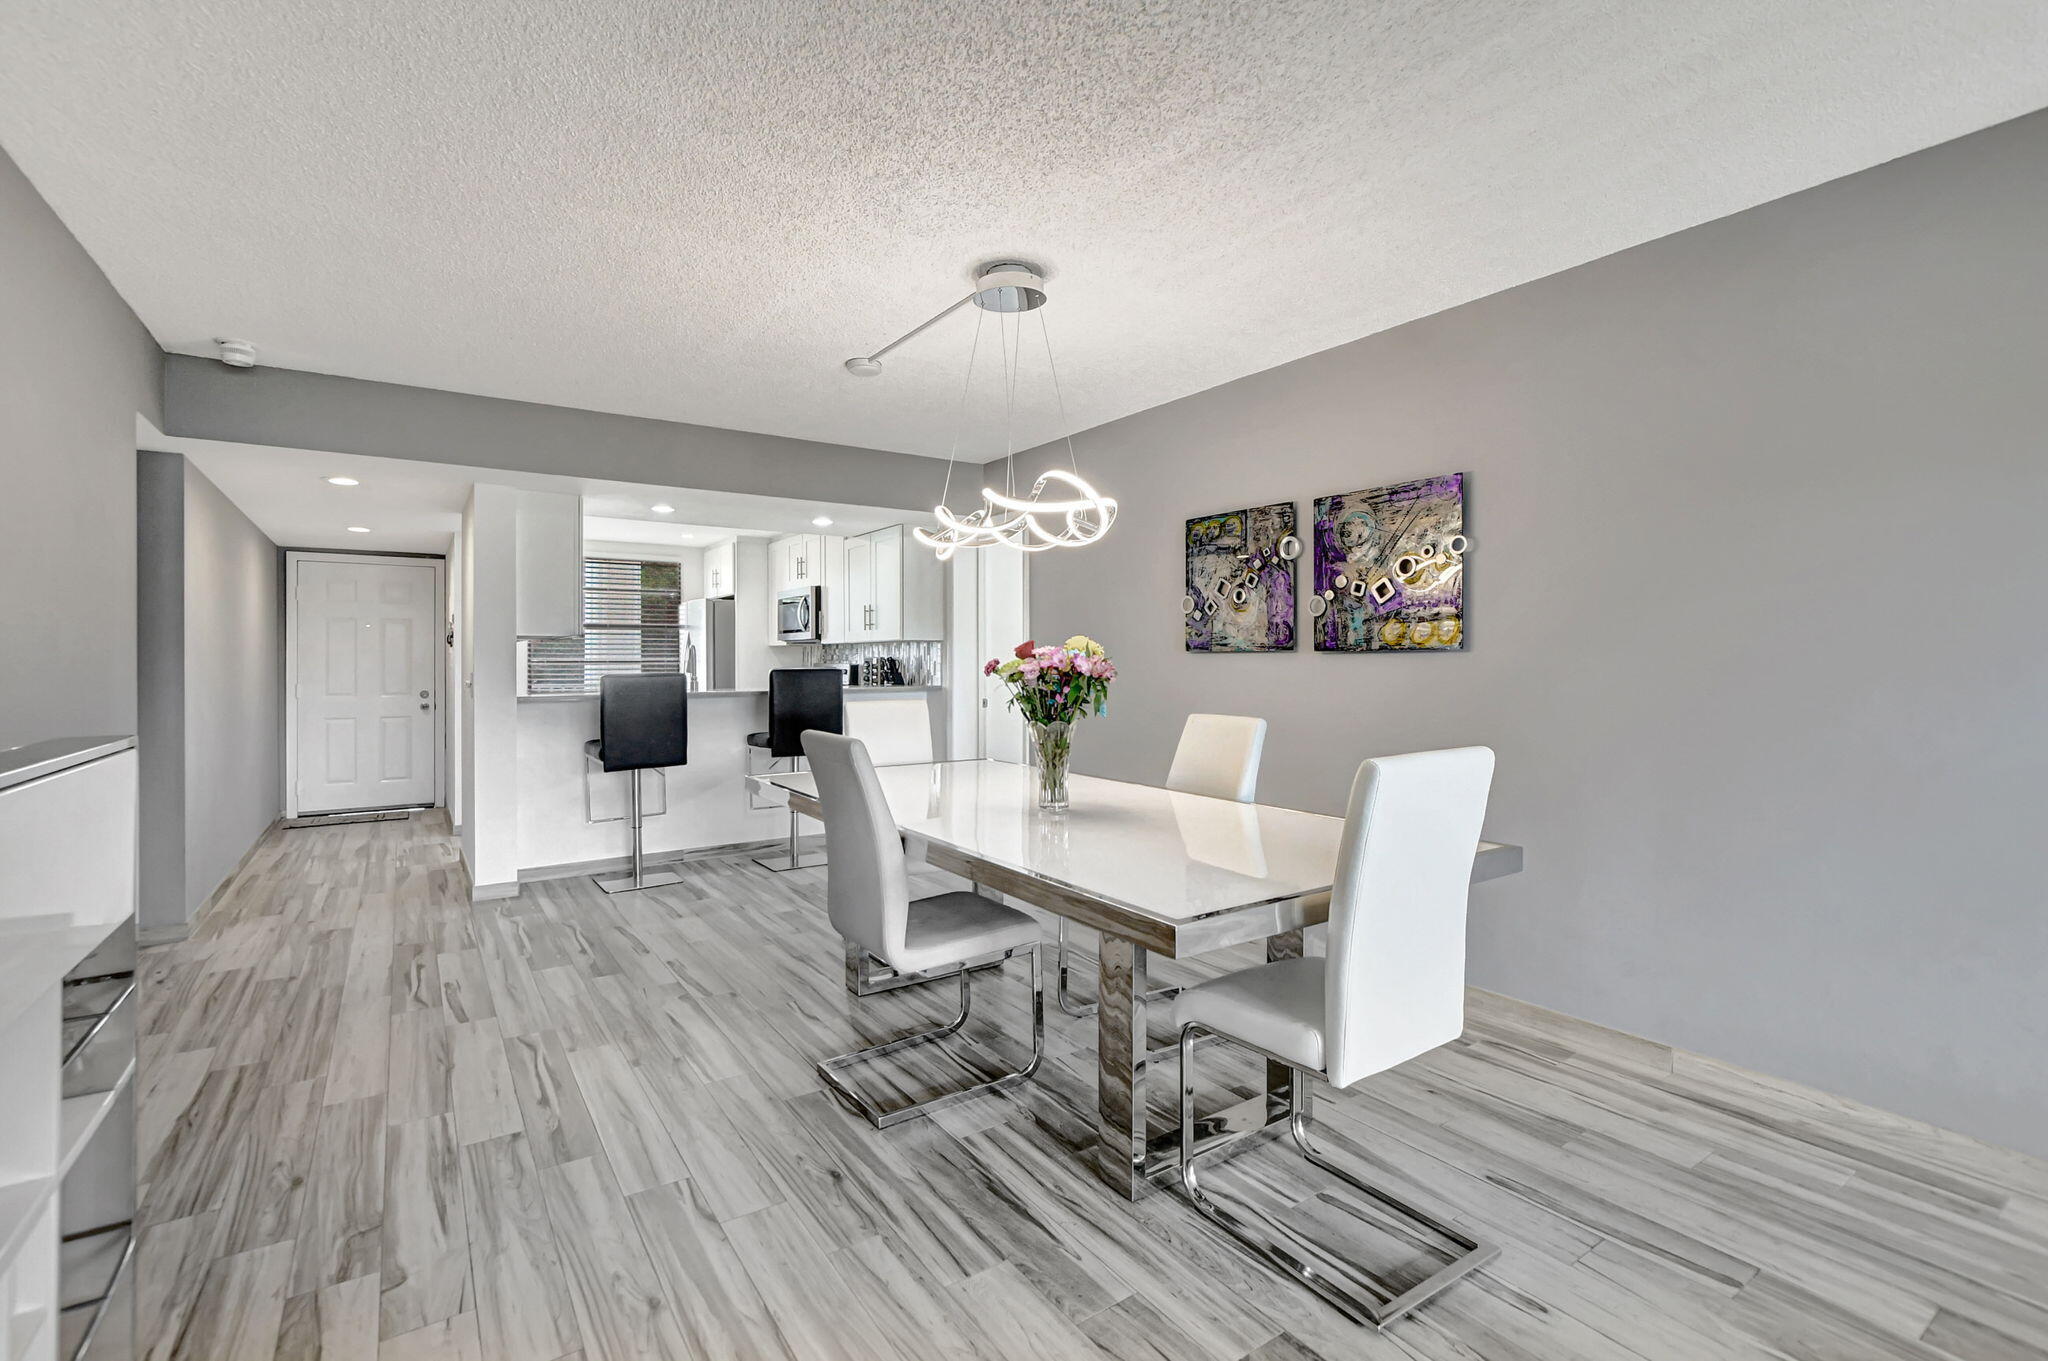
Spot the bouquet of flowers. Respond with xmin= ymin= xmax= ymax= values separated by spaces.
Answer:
xmin=983 ymin=636 xmax=1117 ymax=808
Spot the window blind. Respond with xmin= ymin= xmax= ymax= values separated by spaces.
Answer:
xmin=525 ymin=557 xmax=683 ymax=694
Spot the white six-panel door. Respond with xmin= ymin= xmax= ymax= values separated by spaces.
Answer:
xmin=289 ymin=555 xmax=442 ymax=814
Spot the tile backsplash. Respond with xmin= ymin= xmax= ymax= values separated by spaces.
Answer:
xmin=802 ymin=640 xmax=942 ymax=686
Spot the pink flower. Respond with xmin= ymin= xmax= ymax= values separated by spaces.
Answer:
xmin=1020 ymin=661 xmax=1040 ymax=681
xmin=982 ymin=658 xmax=999 ymax=676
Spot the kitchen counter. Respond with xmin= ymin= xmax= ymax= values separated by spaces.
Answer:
xmin=513 ymin=685 xmax=945 ymax=877
xmin=519 ymin=685 xmax=941 ymax=703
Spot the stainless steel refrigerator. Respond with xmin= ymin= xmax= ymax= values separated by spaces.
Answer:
xmin=680 ymin=597 xmax=736 ymax=692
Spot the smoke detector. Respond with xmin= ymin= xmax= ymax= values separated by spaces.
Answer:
xmin=215 ymin=338 xmax=258 ymax=368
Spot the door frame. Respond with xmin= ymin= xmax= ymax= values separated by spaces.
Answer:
xmin=283 ymin=550 xmax=448 ymax=817
xmin=976 ymin=546 xmax=1030 ymax=763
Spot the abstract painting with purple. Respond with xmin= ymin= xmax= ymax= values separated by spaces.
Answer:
xmin=1312 ymin=474 xmax=1468 ymax=651
xmin=1183 ymin=502 xmax=1299 ymax=652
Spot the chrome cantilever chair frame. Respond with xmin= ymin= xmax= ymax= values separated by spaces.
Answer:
xmin=1176 ymin=1021 xmax=1498 ymax=1329
xmin=817 ymin=944 xmax=1046 ymax=1128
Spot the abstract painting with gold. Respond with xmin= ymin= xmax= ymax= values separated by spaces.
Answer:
xmin=1312 ymin=474 xmax=1467 ymax=651
xmin=1184 ymin=502 xmax=1299 ymax=651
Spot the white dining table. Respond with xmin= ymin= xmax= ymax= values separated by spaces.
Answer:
xmin=761 ymin=758 xmax=1523 ymax=1199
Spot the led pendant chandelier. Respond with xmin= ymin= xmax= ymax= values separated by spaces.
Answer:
xmin=843 ymin=262 xmax=1116 ymax=560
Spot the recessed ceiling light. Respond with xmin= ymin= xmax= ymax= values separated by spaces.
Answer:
xmin=650 ymin=504 xmax=675 ymax=514
xmin=346 ymin=526 xmax=371 ymax=534
xmin=325 ymin=475 xmax=360 ymax=486
xmin=812 ymin=516 xmax=833 ymax=527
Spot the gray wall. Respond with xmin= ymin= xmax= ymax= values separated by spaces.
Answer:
xmin=1020 ymin=110 xmax=2048 ymax=1157
xmin=0 ymin=146 xmax=162 ymax=748
xmin=135 ymin=453 xmax=186 ymax=937
xmin=178 ymin=459 xmax=283 ymax=915
xmin=163 ymin=357 xmax=950 ymax=512
xmin=136 ymin=451 xmax=282 ymax=937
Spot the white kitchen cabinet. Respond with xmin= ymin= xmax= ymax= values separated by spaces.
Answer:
xmin=820 ymin=537 xmax=851 ymax=644
xmin=767 ymin=533 xmax=828 ymax=592
xmin=514 ymin=490 xmax=583 ymax=637
xmin=703 ymin=540 xmax=737 ymax=599
xmin=870 ymin=524 xmax=906 ymax=639
xmin=842 ymin=532 xmax=873 ymax=637
xmin=840 ymin=524 xmax=943 ymax=640
xmin=765 ymin=533 xmax=840 ymax=646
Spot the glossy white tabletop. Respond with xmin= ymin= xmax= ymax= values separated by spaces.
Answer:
xmin=763 ymin=759 xmax=1513 ymax=930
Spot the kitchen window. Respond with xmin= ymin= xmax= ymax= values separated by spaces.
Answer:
xmin=524 ymin=557 xmax=682 ymax=694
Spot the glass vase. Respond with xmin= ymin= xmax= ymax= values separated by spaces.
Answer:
xmin=1030 ymin=720 xmax=1073 ymax=811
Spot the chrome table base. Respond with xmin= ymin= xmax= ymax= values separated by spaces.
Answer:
xmin=1053 ymin=918 xmax=1178 ymax=1018
xmin=816 ymin=946 xmax=1045 ymax=1128
xmin=1097 ymin=929 xmax=1308 ymax=1199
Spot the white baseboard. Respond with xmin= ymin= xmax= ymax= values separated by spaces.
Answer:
xmin=513 ymin=833 xmax=805 ymax=886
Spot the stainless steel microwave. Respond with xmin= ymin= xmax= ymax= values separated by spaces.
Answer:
xmin=777 ymin=586 xmax=823 ymax=643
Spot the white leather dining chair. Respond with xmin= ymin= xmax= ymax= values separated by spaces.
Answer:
xmin=1165 ymin=712 xmax=1268 ymax=803
xmin=802 ymin=731 xmax=1045 ymax=1126
xmin=1171 ymin=746 xmax=1497 ymax=1329
xmin=1055 ymin=713 xmax=1268 ymax=1017
xmin=844 ymin=695 xmax=934 ymax=766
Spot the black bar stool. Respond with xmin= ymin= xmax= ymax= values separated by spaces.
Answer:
xmin=584 ymin=673 xmax=688 ymax=894
xmin=748 ymin=667 xmax=844 ymax=871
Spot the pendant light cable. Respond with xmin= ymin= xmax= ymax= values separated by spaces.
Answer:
xmin=1037 ymin=308 xmax=1082 ymax=476
xmin=938 ymin=304 xmax=988 ymax=514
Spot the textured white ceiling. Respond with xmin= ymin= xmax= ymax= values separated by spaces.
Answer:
xmin=11 ymin=3 xmax=2048 ymax=458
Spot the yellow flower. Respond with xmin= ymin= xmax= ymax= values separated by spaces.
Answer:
xmin=1063 ymin=634 xmax=1106 ymax=657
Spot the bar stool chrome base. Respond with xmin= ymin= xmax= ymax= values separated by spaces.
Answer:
xmin=817 ymin=945 xmax=1045 ymax=1128
xmin=587 ymin=761 xmax=681 ymax=895
xmin=1176 ymin=1023 xmax=1497 ymax=1329
xmin=748 ymin=749 xmax=825 ymax=873
xmin=752 ymin=811 xmax=825 ymax=872
xmin=593 ymin=866 xmax=683 ymax=895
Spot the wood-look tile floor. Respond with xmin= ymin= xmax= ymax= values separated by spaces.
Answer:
xmin=134 ymin=811 xmax=2048 ymax=1360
